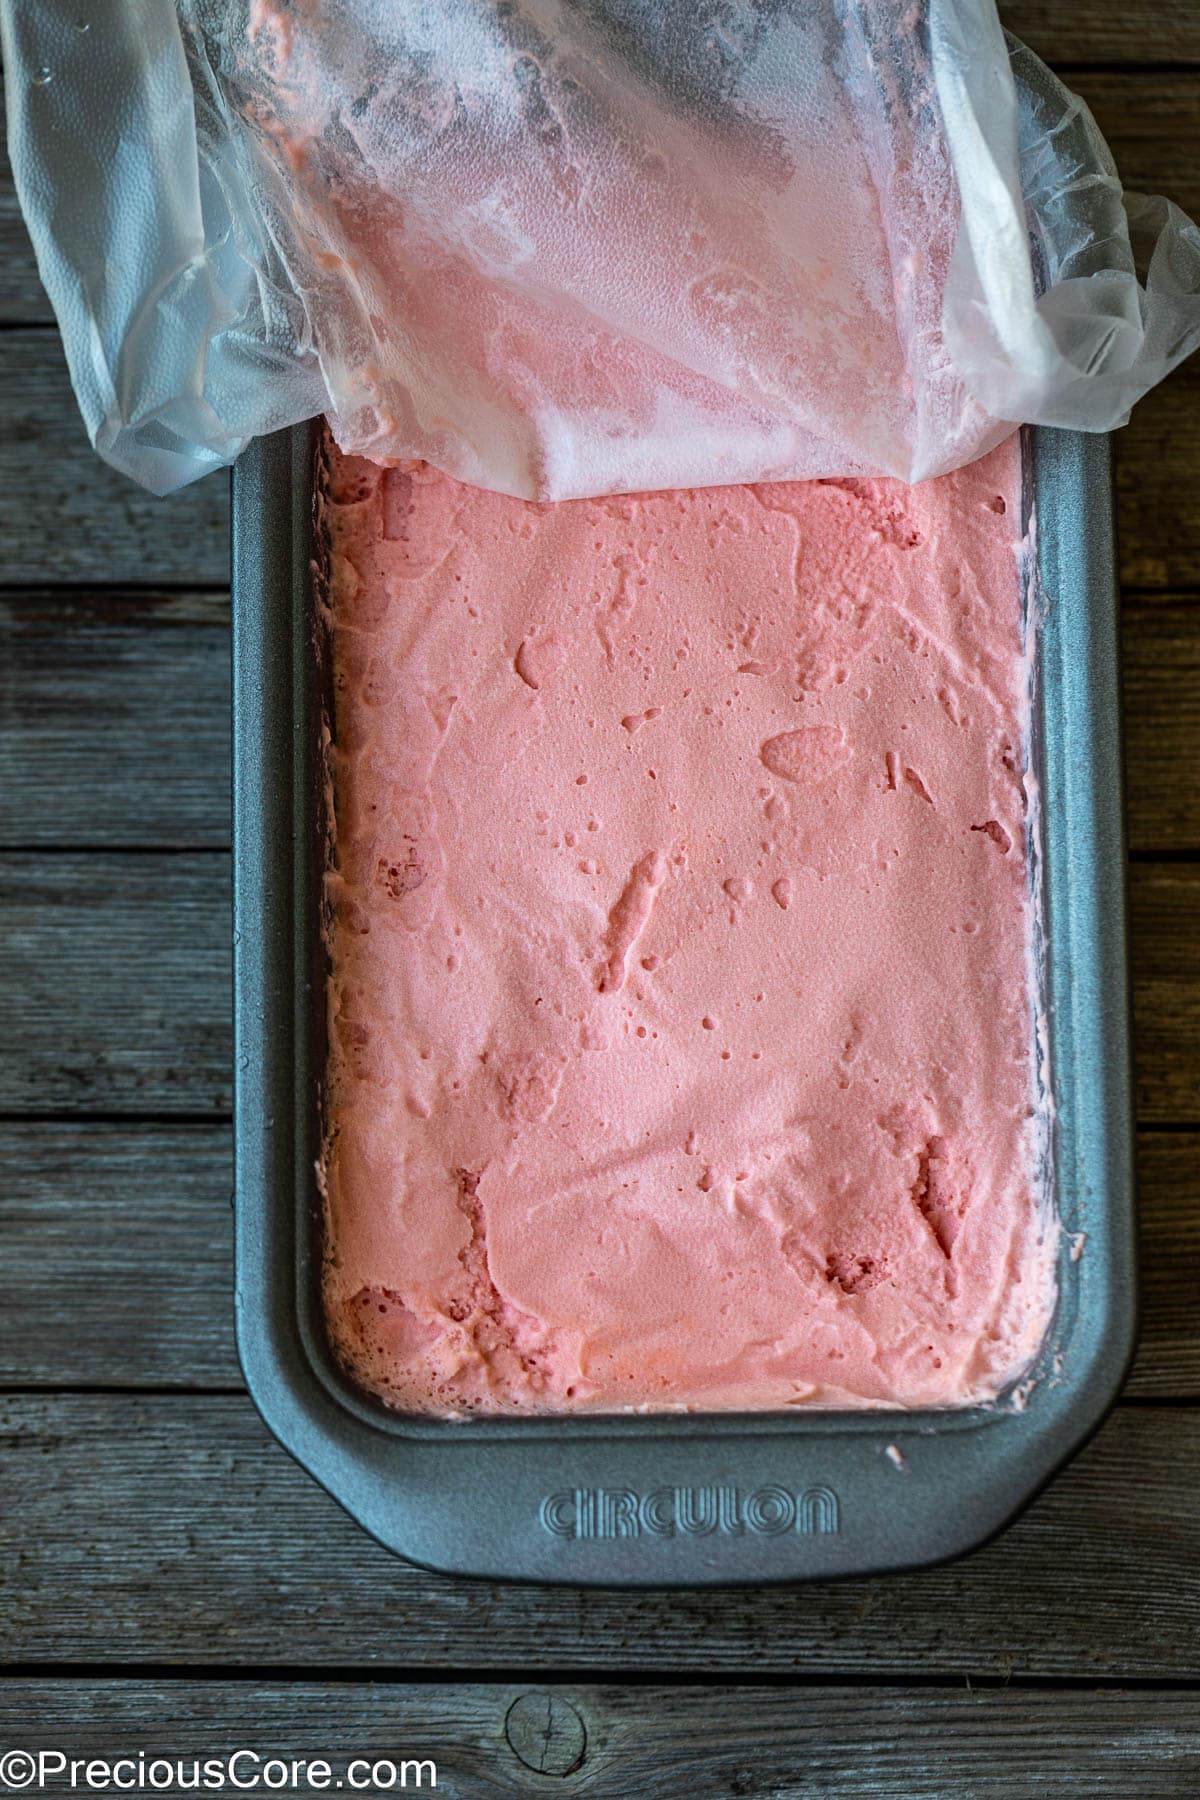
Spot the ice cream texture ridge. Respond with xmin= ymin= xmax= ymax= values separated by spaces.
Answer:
xmin=321 ymin=433 xmax=1056 ymax=1414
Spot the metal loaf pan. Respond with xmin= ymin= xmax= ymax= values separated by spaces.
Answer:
xmin=232 ymin=418 xmax=1136 ymax=1585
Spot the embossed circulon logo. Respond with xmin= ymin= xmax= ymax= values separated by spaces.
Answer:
xmin=538 ymin=1483 xmax=840 ymax=1541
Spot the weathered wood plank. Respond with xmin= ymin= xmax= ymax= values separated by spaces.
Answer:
xmin=0 ymin=91 xmax=53 ymax=325
xmin=0 ymin=1122 xmax=1189 ymax=1394
xmin=1127 ymin=1130 xmax=1200 ymax=1397
xmin=0 ymin=1394 xmax=1197 ymax=1674
xmin=1118 ymin=356 xmax=1200 ymax=592
xmin=1 ymin=1680 xmax=1198 ymax=1799
xmin=1123 ymin=600 xmax=1200 ymax=850
xmin=0 ymin=853 xmax=230 ymax=1114
xmin=0 ymin=856 xmax=1191 ymax=1118
xmin=1002 ymin=3 xmax=1200 ymax=65
xmin=1131 ymin=863 xmax=1200 ymax=1123
xmin=1081 ymin=88 xmax=1200 ymax=588
xmin=1077 ymin=78 xmax=1200 ymax=597
xmin=0 ymin=591 xmax=231 ymax=848
xmin=0 ymin=333 xmax=229 ymax=586
xmin=0 ymin=591 xmax=1193 ymax=852
xmin=0 ymin=1124 xmax=236 ymax=1387
xmin=1074 ymin=71 xmax=1200 ymax=221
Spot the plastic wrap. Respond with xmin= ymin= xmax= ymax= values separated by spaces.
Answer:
xmin=3 ymin=0 xmax=1200 ymax=497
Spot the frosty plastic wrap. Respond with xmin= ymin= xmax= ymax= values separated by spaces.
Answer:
xmin=4 ymin=0 xmax=1200 ymax=498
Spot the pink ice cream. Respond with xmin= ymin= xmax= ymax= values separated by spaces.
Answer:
xmin=321 ymin=436 xmax=1055 ymax=1414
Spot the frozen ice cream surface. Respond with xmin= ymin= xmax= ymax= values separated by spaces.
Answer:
xmin=321 ymin=436 xmax=1055 ymax=1413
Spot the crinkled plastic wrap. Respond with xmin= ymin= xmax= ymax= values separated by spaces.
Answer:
xmin=4 ymin=0 xmax=1200 ymax=498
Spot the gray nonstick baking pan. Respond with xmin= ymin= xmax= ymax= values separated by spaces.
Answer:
xmin=231 ymin=415 xmax=1136 ymax=1585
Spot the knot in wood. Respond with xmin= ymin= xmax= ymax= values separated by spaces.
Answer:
xmin=504 ymin=1691 xmax=587 ymax=1777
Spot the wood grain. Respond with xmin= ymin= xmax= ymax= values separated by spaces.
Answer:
xmin=1131 ymin=863 xmax=1200 ymax=1124
xmin=0 ymin=592 xmax=231 ymax=849
xmin=0 ymin=333 xmax=229 ymax=586
xmin=1118 ymin=355 xmax=1200 ymax=592
xmin=1128 ymin=1130 xmax=1200 ymax=1397
xmin=0 ymin=853 xmax=230 ymax=1114
xmin=0 ymin=1124 xmax=236 ymax=1387
xmin=0 ymin=1121 xmax=1190 ymax=1395
xmin=0 ymin=592 xmax=1194 ymax=851
xmin=1075 ymin=71 xmax=1200 ymax=220
xmin=0 ymin=92 xmax=51 ymax=325
xmin=1123 ymin=600 xmax=1200 ymax=850
xmin=1 ymin=1681 xmax=1198 ymax=1799
xmin=1 ymin=1394 xmax=1197 ymax=1675
xmin=1002 ymin=3 xmax=1200 ymax=65
xmin=1084 ymin=80 xmax=1200 ymax=592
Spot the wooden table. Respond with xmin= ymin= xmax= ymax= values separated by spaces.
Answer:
xmin=2 ymin=8 xmax=1199 ymax=1793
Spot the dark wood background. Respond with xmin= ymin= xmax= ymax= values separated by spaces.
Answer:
xmin=2 ymin=7 xmax=1199 ymax=1793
